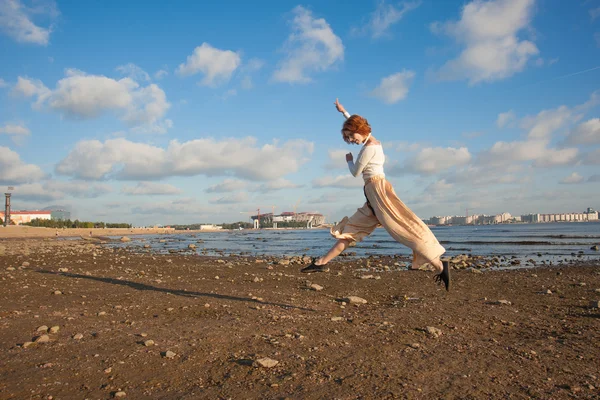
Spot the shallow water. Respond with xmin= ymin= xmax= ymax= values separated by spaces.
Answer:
xmin=105 ymin=222 xmax=600 ymax=265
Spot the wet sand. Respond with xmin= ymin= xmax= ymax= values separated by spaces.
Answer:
xmin=1 ymin=238 xmax=599 ymax=399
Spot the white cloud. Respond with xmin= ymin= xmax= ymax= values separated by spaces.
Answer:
xmin=480 ymin=139 xmax=578 ymax=167
xmin=496 ymin=110 xmax=515 ymax=128
xmin=425 ymin=179 xmax=453 ymax=194
xmin=360 ymin=0 xmax=421 ymax=38
xmin=49 ymin=180 xmax=112 ymax=198
xmin=56 ymin=137 xmax=314 ymax=181
xmin=154 ymin=69 xmax=168 ymax=80
xmin=583 ymin=148 xmax=600 ymax=165
xmin=370 ymin=70 xmax=415 ymax=104
xmin=0 ymin=146 xmax=46 ymax=184
xmin=13 ymin=70 xmax=171 ymax=130
xmin=325 ymin=149 xmax=350 ymax=169
xmin=520 ymin=105 xmax=578 ymax=140
xmin=0 ymin=0 xmax=58 ymax=45
xmin=209 ymin=192 xmax=249 ymax=204
xmin=13 ymin=76 xmax=49 ymax=99
xmin=590 ymin=7 xmax=600 ymax=20
xmin=254 ymin=178 xmax=301 ymax=192
xmin=0 ymin=78 xmax=7 ymax=87
xmin=206 ymin=179 xmax=248 ymax=193
xmin=0 ymin=123 xmax=30 ymax=136
xmin=312 ymin=174 xmax=363 ymax=189
xmin=400 ymin=146 xmax=472 ymax=174
xmin=564 ymin=118 xmax=600 ymax=145
xmin=131 ymin=198 xmax=211 ymax=216
xmin=176 ymin=43 xmax=241 ymax=87
xmin=116 ymin=63 xmax=150 ymax=82
xmin=11 ymin=182 xmax=63 ymax=201
xmin=559 ymin=172 xmax=583 ymax=184
xmin=122 ymin=182 xmax=182 ymax=195
xmin=272 ymin=6 xmax=344 ymax=84
xmin=431 ymin=0 xmax=538 ymax=84
xmin=393 ymin=141 xmax=421 ymax=152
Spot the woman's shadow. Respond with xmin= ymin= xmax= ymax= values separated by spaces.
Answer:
xmin=36 ymin=269 xmax=314 ymax=312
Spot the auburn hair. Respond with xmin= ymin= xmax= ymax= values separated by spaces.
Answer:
xmin=341 ymin=115 xmax=371 ymax=144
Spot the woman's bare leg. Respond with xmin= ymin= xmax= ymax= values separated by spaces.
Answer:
xmin=315 ymin=239 xmax=351 ymax=265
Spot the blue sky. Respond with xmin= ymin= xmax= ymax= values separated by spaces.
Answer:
xmin=0 ymin=0 xmax=599 ymax=226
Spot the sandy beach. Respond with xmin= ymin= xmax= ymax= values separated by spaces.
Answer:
xmin=1 ymin=237 xmax=599 ymax=399
xmin=0 ymin=226 xmax=224 ymax=239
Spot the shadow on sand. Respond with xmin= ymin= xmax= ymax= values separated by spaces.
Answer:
xmin=36 ymin=269 xmax=315 ymax=312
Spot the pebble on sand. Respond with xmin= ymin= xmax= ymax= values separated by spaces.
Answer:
xmin=144 ymin=340 xmax=155 ymax=347
xmin=34 ymin=334 xmax=50 ymax=343
xmin=254 ymin=357 xmax=279 ymax=368
xmin=73 ymin=333 xmax=84 ymax=340
xmin=426 ymin=327 xmax=443 ymax=338
xmin=49 ymin=326 xmax=60 ymax=333
xmin=113 ymin=391 xmax=126 ymax=398
xmin=163 ymin=350 xmax=176 ymax=359
xmin=36 ymin=325 xmax=49 ymax=332
xmin=340 ymin=296 xmax=368 ymax=305
xmin=310 ymin=284 xmax=324 ymax=291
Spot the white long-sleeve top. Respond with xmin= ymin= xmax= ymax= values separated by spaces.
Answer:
xmin=342 ymin=111 xmax=386 ymax=181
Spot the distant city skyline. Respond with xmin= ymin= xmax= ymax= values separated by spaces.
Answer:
xmin=0 ymin=0 xmax=599 ymax=226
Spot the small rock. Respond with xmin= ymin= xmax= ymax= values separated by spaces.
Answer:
xmin=53 ymin=290 xmax=62 ymax=295
xmin=49 ymin=326 xmax=60 ymax=333
xmin=426 ymin=326 xmax=442 ymax=338
xmin=113 ymin=391 xmax=126 ymax=398
xmin=278 ymin=259 xmax=290 ymax=266
xmin=21 ymin=262 xmax=30 ymax=267
xmin=22 ymin=341 xmax=34 ymax=348
xmin=97 ymin=311 xmax=107 ymax=316
xmin=341 ymin=296 xmax=367 ymax=304
xmin=163 ymin=350 xmax=176 ymax=359
xmin=34 ymin=335 xmax=50 ymax=343
xmin=58 ymin=268 xmax=68 ymax=272
xmin=188 ymin=244 xmax=196 ymax=249
xmin=495 ymin=300 xmax=512 ymax=306
xmin=545 ymin=289 xmax=552 ymax=295
xmin=591 ymin=245 xmax=599 ymax=251
xmin=144 ymin=340 xmax=155 ymax=347
xmin=331 ymin=316 xmax=344 ymax=322
xmin=104 ymin=367 xmax=112 ymax=373
xmin=120 ymin=237 xmax=131 ymax=242
xmin=254 ymin=357 xmax=279 ymax=368
xmin=409 ymin=343 xmax=420 ymax=349
xmin=73 ymin=333 xmax=84 ymax=340
xmin=6 ymin=267 xmax=15 ymax=271
xmin=309 ymin=284 xmax=323 ymax=291
xmin=589 ymin=300 xmax=600 ymax=309
xmin=36 ymin=325 xmax=49 ymax=332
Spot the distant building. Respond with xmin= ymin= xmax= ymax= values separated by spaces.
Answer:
xmin=51 ymin=210 xmax=71 ymax=220
xmin=521 ymin=209 xmax=598 ymax=223
xmin=0 ymin=210 xmax=51 ymax=225
xmin=200 ymin=224 xmax=222 ymax=230
xmin=251 ymin=211 xmax=325 ymax=227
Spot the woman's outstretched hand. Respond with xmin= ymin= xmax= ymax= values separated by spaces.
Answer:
xmin=346 ymin=152 xmax=353 ymax=162
xmin=335 ymin=98 xmax=346 ymax=114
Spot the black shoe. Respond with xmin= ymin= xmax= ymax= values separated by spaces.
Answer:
xmin=301 ymin=259 xmax=329 ymax=273
xmin=434 ymin=260 xmax=450 ymax=291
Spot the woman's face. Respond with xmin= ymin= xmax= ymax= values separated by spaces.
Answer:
xmin=344 ymin=130 xmax=365 ymax=145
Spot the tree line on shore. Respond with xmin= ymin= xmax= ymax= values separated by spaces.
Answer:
xmin=19 ymin=218 xmax=131 ymax=229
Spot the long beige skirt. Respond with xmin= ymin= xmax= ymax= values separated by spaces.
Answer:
xmin=330 ymin=175 xmax=445 ymax=269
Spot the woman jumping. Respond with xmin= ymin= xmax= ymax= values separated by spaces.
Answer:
xmin=301 ymin=99 xmax=450 ymax=290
